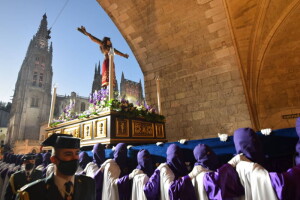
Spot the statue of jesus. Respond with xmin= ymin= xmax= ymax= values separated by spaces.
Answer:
xmin=78 ymin=26 xmax=129 ymax=88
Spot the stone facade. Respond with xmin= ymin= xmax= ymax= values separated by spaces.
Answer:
xmin=54 ymin=92 xmax=90 ymax=118
xmin=120 ymin=72 xmax=144 ymax=104
xmin=6 ymin=14 xmax=53 ymax=145
xmin=97 ymin=0 xmax=252 ymax=140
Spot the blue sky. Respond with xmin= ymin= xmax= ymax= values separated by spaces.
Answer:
xmin=0 ymin=0 xmax=143 ymax=103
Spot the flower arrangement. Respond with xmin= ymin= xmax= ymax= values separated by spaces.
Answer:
xmin=50 ymin=88 xmax=165 ymax=127
xmin=57 ymin=99 xmax=78 ymax=122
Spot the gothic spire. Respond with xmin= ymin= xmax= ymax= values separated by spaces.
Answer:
xmin=94 ymin=64 xmax=97 ymax=78
xmin=121 ymin=71 xmax=125 ymax=81
xmin=98 ymin=61 xmax=101 ymax=75
xmin=35 ymin=14 xmax=50 ymax=48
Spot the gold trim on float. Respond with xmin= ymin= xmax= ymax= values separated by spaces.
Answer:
xmin=82 ymin=122 xmax=92 ymax=140
xmin=155 ymin=123 xmax=165 ymax=138
xmin=94 ymin=118 xmax=107 ymax=138
xmin=80 ymin=138 xmax=167 ymax=146
xmin=132 ymin=120 xmax=154 ymax=138
xmin=116 ymin=118 xmax=130 ymax=137
xmin=62 ymin=125 xmax=80 ymax=138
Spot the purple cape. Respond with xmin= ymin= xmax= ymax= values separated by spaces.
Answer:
xmin=169 ymin=176 xmax=197 ymax=200
xmin=93 ymin=169 xmax=104 ymax=200
xmin=269 ymin=118 xmax=300 ymax=200
xmin=269 ymin=165 xmax=300 ymax=200
xmin=204 ymin=164 xmax=245 ymax=199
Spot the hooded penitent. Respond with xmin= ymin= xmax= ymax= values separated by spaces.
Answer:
xmin=79 ymin=152 xmax=91 ymax=170
xmin=42 ymin=152 xmax=51 ymax=167
xmin=166 ymin=144 xmax=188 ymax=179
xmin=233 ymin=128 xmax=265 ymax=165
xmin=193 ymin=144 xmax=219 ymax=171
xmin=113 ymin=143 xmax=128 ymax=177
xmin=92 ymin=143 xmax=105 ymax=168
xmin=136 ymin=149 xmax=154 ymax=178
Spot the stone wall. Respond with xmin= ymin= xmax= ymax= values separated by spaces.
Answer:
xmin=97 ymin=0 xmax=252 ymax=141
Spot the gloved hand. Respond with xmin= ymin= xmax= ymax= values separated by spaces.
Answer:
xmin=188 ymin=165 xmax=205 ymax=179
xmin=129 ymin=169 xmax=143 ymax=179
xmin=228 ymin=154 xmax=251 ymax=167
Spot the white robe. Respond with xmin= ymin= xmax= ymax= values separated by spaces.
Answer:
xmin=75 ymin=166 xmax=84 ymax=175
xmin=45 ymin=163 xmax=55 ymax=177
xmin=101 ymin=159 xmax=121 ymax=200
xmin=158 ymin=163 xmax=175 ymax=200
xmin=84 ymin=162 xmax=99 ymax=178
xmin=131 ymin=173 xmax=149 ymax=200
xmin=35 ymin=164 xmax=44 ymax=171
xmin=191 ymin=165 xmax=211 ymax=200
xmin=236 ymin=161 xmax=278 ymax=200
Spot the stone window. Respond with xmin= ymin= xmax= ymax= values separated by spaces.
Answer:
xmin=31 ymin=97 xmax=39 ymax=107
xmin=39 ymin=73 xmax=44 ymax=87
xmin=32 ymin=72 xmax=38 ymax=86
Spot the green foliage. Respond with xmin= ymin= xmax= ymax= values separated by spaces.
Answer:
xmin=50 ymin=98 xmax=165 ymax=127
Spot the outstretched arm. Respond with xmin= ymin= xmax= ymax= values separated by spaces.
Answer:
xmin=114 ymin=48 xmax=129 ymax=59
xmin=77 ymin=26 xmax=104 ymax=46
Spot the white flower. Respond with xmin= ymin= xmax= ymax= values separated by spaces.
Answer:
xmin=218 ymin=133 xmax=228 ymax=142
xmin=261 ymin=128 xmax=272 ymax=136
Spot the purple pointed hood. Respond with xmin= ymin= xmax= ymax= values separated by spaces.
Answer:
xmin=136 ymin=149 xmax=154 ymax=178
xmin=79 ymin=152 xmax=91 ymax=170
xmin=233 ymin=128 xmax=265 ymax=165
xmin=92 ymin=143 xmax=105 ymax=167
xmin=295 ymin=118 xmax=300 ymax=165
xmin=193 ymin=144 xmax=219 ymax=171
xmin=113 ymin=143 xmax=128 ymax=170
xmin=166 ymin=144 xmax=188 ymax=178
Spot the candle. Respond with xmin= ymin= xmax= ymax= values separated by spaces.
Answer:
xmin=48 ymin=84 xmax=57 ymax=126
xmin=156 ymin=76 xmax=162 ymax=115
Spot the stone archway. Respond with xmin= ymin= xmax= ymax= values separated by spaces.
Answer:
xmin=96 ymin=0 xmax=252 ymax=140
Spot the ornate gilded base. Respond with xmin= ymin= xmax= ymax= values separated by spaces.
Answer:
xmin=46 ymin=111 xmax=166 ymax=146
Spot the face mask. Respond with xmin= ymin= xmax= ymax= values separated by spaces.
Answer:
xmin=56 ymin=158 xmax=79 ymax=176
xmin=25 ymin=163 xmax=34 ymax=171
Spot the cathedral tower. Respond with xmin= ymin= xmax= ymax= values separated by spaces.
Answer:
xmin=120 ymin=72 xmax=144 ymax=104
xmin=6 ymin=14 xmax=53 ymax=145
xmin=91 ymin=61 xmax=102 ymax=94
